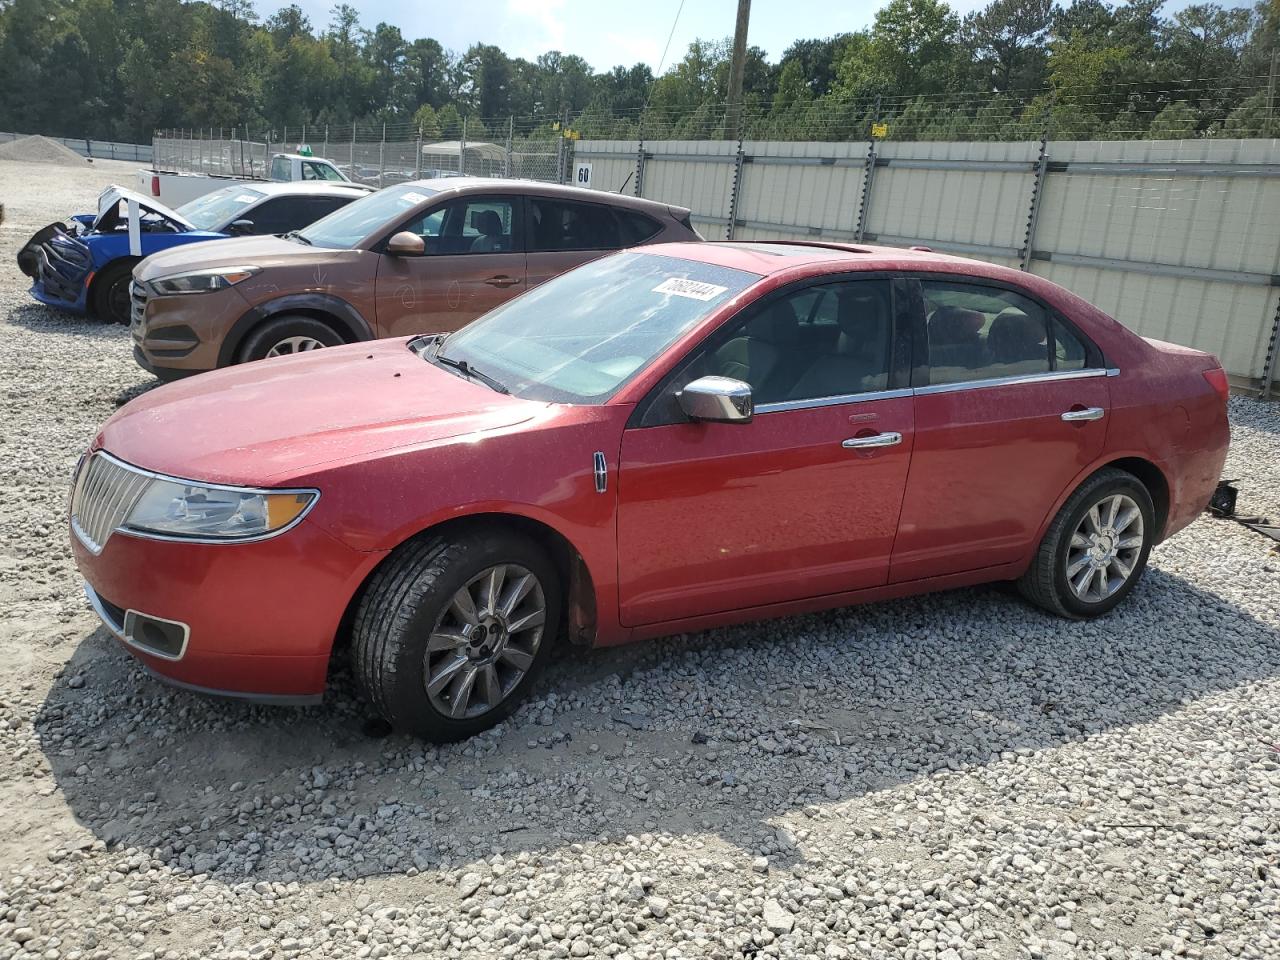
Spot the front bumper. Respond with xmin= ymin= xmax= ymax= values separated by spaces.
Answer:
xmin=73 ymin=515 xmax=385 ymax=703
xmin=20 ymin=222 xmax=91 ymax=311
xmin=131 ymin=279 xmax=246 ymax=378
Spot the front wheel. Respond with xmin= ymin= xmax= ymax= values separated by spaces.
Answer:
xmin=90 ymin=260 xmax=136 ymax=324
xmin=1018 ymin=468 xmax=1155 ymax=619
xmin=351 ymin=528 xmax=561 ymax=742
xmin=236 ymin=315 xmax=344 ymax=363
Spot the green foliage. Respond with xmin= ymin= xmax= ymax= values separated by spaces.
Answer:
xmin=0 ymin=0 xmax=1273 ymax=144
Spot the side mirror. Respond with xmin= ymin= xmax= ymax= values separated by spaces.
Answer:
xmin=386 ymin=231 xmax=426 ymax=256
xmin=229 ymin=219 xmax=254 ymax=235
xmin=677 ymin=376 xmax=753 ymax=424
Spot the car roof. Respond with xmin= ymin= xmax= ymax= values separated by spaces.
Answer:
xmin=242 ymin=181 xmax=370 ymax=198
xmin=635 ymin=240 xmax=1025 ymax=281
xmin=401 ymin=177 xmax=689 ymax=217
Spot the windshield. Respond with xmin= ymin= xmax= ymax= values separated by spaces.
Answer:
xmin=428 ymin=252 xmax=760 ymax=404
xmin=298 ymin=183 xmax=439 ymax=248
xmin=175 ymin=186 xmax=265 ymax=231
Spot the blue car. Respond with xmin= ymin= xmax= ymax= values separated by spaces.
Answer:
xmin=18 ymin=181 xmax=368 ymax=324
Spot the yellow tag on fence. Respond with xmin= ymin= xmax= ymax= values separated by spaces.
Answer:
xmin=871 ymin=123 xmax=888 ymax=139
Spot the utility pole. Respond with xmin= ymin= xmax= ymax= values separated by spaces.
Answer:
xmin=724 ymin=0 xmax=752 ymax=141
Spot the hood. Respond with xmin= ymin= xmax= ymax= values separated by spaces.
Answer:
xmin=136 ymin=234 xmax=336 ymax=282
xmin=97 ymin=338 xmax=544 ymax=485
xmin=94 ymin=185 xmax=194 ymax=232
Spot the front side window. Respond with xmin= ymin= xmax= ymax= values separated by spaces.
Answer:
xmin=243 ymin=197 xmax=312 ymax=234
xmin=175 ymin=186 xmax=264 ymax=231
xmin=297 ymin=184 xmax=440 ymax=248
xmin=528 ymin=197 xmax=620 ymax=251
xmin=303 ymin=161 xmax=345 ymax=182
xmin=692 ymin=280 xmax=894 ymax=407
xmin=426 ymin=252 xmax=759 ymax=403
xmin=921 ymin=281 xmax=1052 ymax=386
xmin=401 ymin=198 xmax=518 ymax=255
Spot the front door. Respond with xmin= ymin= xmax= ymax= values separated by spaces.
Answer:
xmin=890 ymin=278 xmax=1110 ymax=581
xmin=374 ymin=195 xmax=526 ymax=338
xmin=616 ymin=278 xmax=916 ymax=626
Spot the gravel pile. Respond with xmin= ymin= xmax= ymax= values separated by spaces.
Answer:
xmin=0 ymin=160 xmax=1278 ymax=960
xmin=0 ymin=136 xmax=88 ymax=166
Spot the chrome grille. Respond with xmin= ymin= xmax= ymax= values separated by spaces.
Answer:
xmin=129 ymin=280 xmax=148 ymax=338
xmin=71 ymin=453 xmax=151 ymax=553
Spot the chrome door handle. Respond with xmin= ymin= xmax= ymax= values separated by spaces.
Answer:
xmin=1061 ymin=407 xmax=1105 ymax=422
xmin=485 ymin=275 xmax=520 ymax=288
xmin=842 ymin=432 xmax=902 ymax=449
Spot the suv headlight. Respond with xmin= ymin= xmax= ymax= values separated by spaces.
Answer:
xmin=150 ymin=266 xmax=259 ymax=296
xmin=124 ymin=478 xmax=317 ymax=541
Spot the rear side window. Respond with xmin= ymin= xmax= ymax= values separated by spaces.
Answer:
xmin=242 ymin=196 xmax=313 ymax=234
xmin=270 ymin=156 xmax=290 ymax=180
xmin=529 ymin=198 xmax=621 ymax=251
xmin=616 ymin=210 xmax=662 ymax=246
xmin=309 ymin=196 xmax=354 ymax=220
xmin=921 ymin=281 xmax=1051 ymax=386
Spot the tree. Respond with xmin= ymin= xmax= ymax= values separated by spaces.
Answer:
xmin=961 ymin=0 xmax=1054 ymax=92
xmin=413 ymin=103 xmax=441 ymax=138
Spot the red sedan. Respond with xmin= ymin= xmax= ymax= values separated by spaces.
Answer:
xmin=71 ymin=242 xmax=1230 ymax=740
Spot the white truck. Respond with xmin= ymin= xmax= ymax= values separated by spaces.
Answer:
xmin=136 ymin=153 xmax=373 ymax=208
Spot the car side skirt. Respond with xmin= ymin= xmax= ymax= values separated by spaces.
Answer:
xmin=613 ymin=561 xmax=1024 ymax=646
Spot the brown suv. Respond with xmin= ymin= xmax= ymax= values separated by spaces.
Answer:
xmin=130 ymin=178 xmax=700 ymax=379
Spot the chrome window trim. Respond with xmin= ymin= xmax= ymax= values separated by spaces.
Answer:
xmin=914 ymin=367 xmax=1111 ymax=396
xmin=71 ymin=450 xmax=320 ymax=551
xmin=755 ymin=387 xmax=914 ymax=414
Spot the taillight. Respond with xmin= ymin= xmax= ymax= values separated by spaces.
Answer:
xmin=150 ymin=175 xmax=160 ymax=196
xmin=1202 ymin=366 xmax=1229 ymax=402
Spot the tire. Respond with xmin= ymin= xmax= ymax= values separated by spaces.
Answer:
xmin=90 ymin=260 xmax=136 ymax=325
xmin=1018 ymin=467 xmax=1155 ymax=619
xmin=351 ymin=527 xmax=562 ymax=742
xmin=236 ymin=315 xmax=344 ymax=363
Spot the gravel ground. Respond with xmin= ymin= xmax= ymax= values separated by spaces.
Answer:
xmin=1 ymin=159 xmax=1278 ymax=960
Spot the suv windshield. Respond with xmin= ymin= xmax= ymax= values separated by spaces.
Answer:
xmin=176 ymin=187 xmax=264 ymax=231
xmin=298 ymin=184 xmax=439 ymax=248
xmin=425 ymin=252 xmax=760 ymax=404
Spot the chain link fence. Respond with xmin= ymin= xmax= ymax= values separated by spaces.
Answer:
xmin=153 ymin=118 xmax=568 ymax=186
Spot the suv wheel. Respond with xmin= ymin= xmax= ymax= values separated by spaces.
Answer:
xmin=351 ymin=528 xmax=561 ymax=742
xmin=238 ymin=315 xmax=344 ymax=363
xmin=1018 ymin=467 xmax=1155 ymax=618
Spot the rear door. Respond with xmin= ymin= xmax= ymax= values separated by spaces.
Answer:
xmin=524 ymin=196 xmax=625 ymax=290
xmin=890 ymin=277 xmax=1110 ymax=582
xmin=374 ymin=194 xmax=527 ymax=338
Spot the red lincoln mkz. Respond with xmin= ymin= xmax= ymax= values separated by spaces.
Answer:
xmin=71 ymin=242 xmax=1230 ymax=740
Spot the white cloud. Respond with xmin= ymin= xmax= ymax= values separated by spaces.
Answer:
xmin=505 ymin=0 xmax=569 ymax=55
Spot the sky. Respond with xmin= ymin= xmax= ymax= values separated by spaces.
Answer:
xmin=277 ymin=0 xmax=1240 ymax=73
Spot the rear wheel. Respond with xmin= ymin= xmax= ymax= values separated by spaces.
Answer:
xmin=90 ymin=260 xmax=136 ymax=324
xmin=351 ymin=528 xmax=561 ymax=742
xmin=1018 ymin=468 xmax=1155 ymax=618
xmin=237 ymin=315 xmax=344 ymax=363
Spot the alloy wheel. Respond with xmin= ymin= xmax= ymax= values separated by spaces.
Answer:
xmin=265 ymin=335 xmax=327 ymax=357
xmin=1065 ymin=493 xmax=1145 ymax=603
xmin=423 ymin=563 xmax=546 ymax=719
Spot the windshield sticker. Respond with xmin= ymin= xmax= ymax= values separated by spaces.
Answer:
xmin=233 ymin=195 xmax=258 ymax=203
xmin=652 ymin=278 xmax=729 ymax=301
xmin=401 ymin=192 xmax=431 ymax=205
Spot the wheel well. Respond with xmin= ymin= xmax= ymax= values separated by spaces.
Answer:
xmin=1103 ymin=457 xmax=1170 ymax=537
xmin=89 ymin=257 xmax=139 ymax=295
xmin=333 ymin=513 xmax=599 ymax=655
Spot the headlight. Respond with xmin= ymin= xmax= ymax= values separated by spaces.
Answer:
xmin=150 ymin=266 xmax=259 ymax=296
xmin=123 ymin=478 xmax=317 ymax=541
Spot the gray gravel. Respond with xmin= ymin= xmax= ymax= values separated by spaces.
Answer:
xmin=1 ymin=159 xmax=1279 ymax=960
